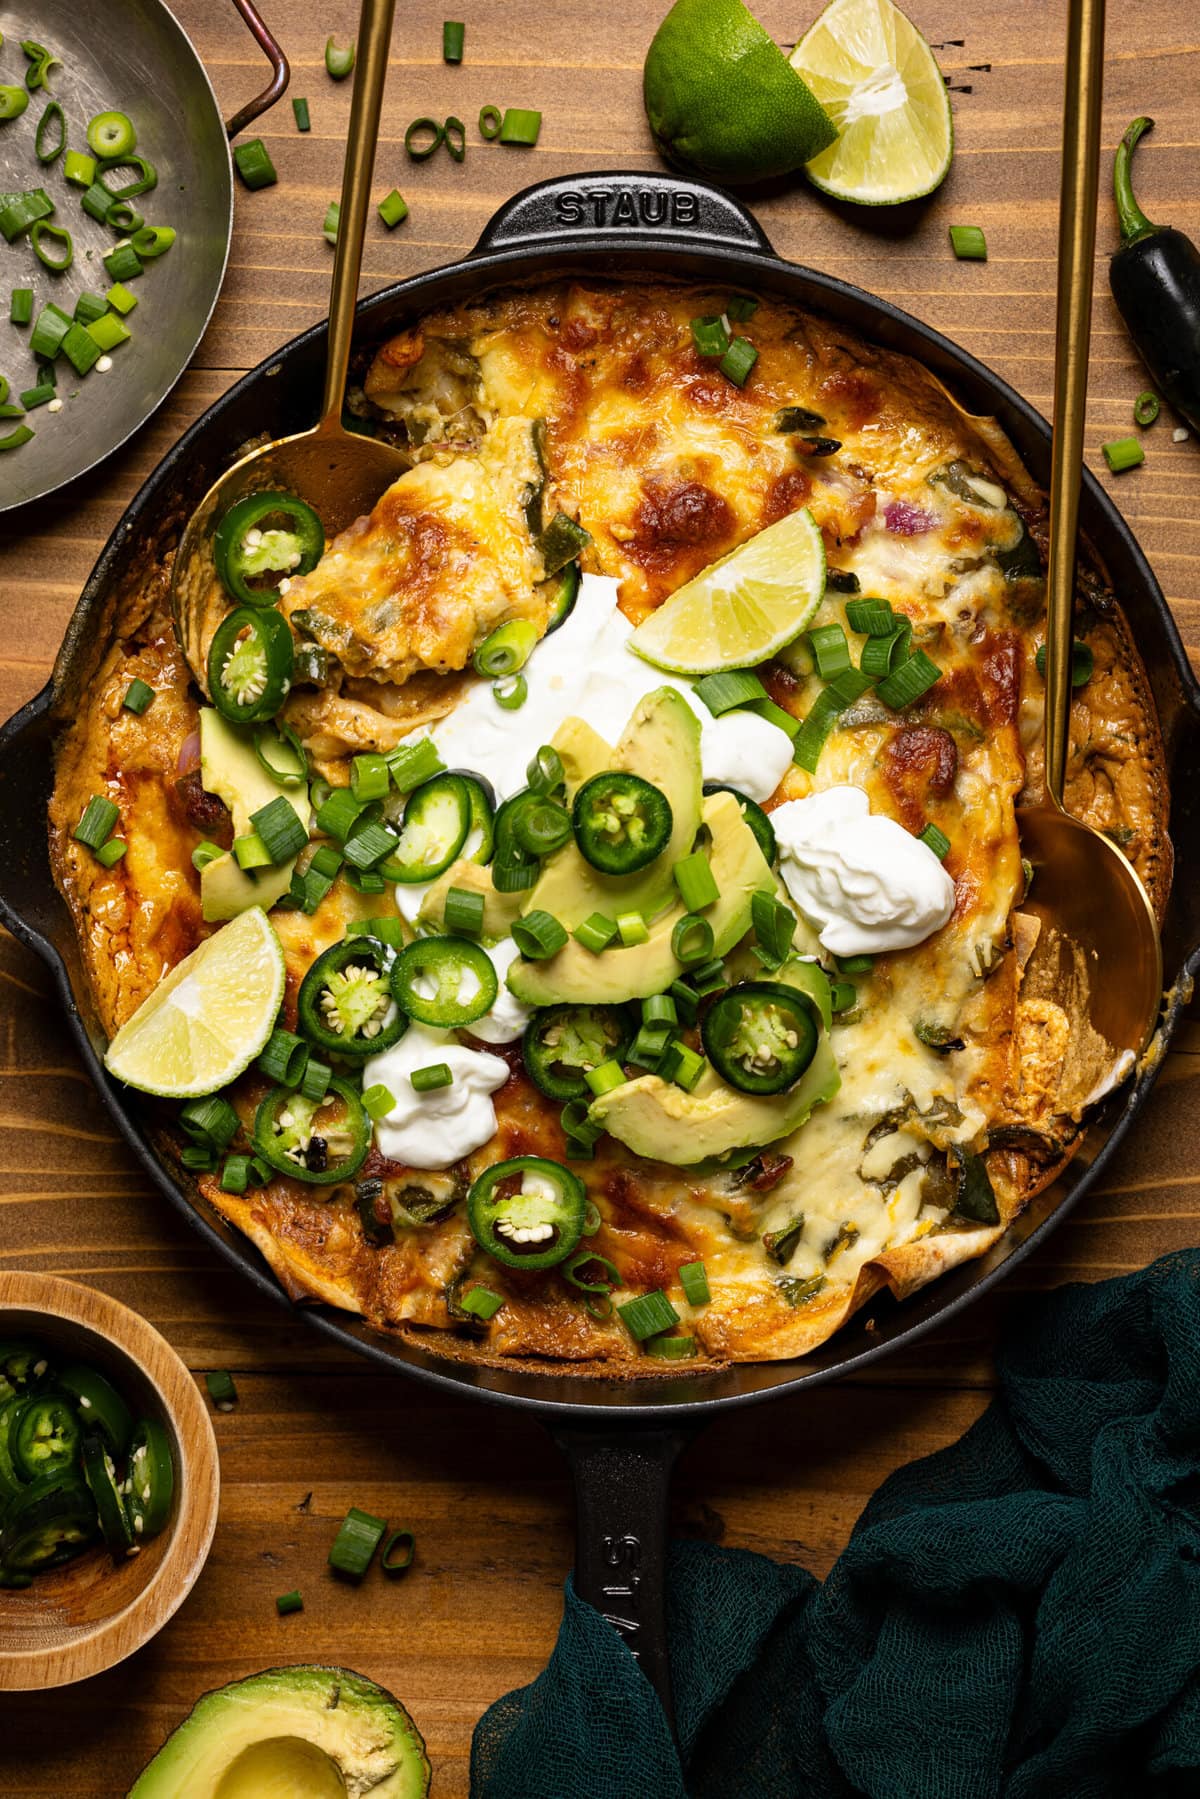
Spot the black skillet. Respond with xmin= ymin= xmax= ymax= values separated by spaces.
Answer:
xmin=2 ymin=172 xmax=1199 ymax=1716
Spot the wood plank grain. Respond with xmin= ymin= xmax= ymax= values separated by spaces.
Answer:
xmin=1 ymin=0 xmax=1198 ymax=1792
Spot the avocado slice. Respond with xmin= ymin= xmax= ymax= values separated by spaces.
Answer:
xmin=509 ymin=790 xmax=774 ymax=1006
xmin=417 ymin=855 xmax=525 ymax=942
xmin=551 ymin=714 xmax=613 ymax=793
xmin=128 ymin=1664 xmax=430 ymax=1798
xmin=588 ymin=1031 xmax=840 ymax=1165
xmin=198 ymin=709 xmax=309 ymax=923
xmin=524 ymin=686 xmax=702 ymax=931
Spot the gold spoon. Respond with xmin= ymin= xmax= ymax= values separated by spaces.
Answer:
xmin=171 ymin=0 xmax=408 ymax=684
xmin=1017 ymin=0 xmax=1162 ymax=1096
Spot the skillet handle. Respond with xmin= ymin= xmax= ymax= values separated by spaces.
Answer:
xmin=225 ymin=0 xmax=290 ymax=139
xmin=471 ymin=171 xmax=776 ymax=258
xmin=550 ymin=1424 xmax=692 ymax=1731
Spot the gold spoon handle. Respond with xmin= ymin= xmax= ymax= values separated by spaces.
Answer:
xmin=320 ymin=0 xmax=397 ymax=432
xmin=1044 ymin=0 xmax=1106 ymax=805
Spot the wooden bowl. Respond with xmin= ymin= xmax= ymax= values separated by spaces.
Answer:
xmin=0 ymin=1272 xmax=219 ymax=1690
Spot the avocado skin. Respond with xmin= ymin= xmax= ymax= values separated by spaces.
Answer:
xmin=589 ymin=1030 xmax=840 ymax=1166
xmin=127 ymin=1663 xmax=430 ymax=1797
xmin=508 ymin=790 xmax=775 ymax=1006
xmin=197 ymin=710 xmax=309 ymax=922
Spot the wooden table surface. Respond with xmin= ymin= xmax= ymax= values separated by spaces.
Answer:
xmin=2 ymin=1 xmax=1199 ymax=1792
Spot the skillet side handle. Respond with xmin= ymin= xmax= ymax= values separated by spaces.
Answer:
xmin=551 ymin=1424 xmax=691 ymax=1732
xmin=225 ymin=0 xmax=290 ymax=139
xmin=471 ymin=172 xmax=776 ymax=259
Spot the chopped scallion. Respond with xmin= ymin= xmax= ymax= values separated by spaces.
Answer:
xmin=258 ymin=1027 xmax=309 ymax=1087
xmin=205 ymin=1369 xmax=238 ymax=1411
xmin=1133 ymin=391 xmax=1160 ymax=428
xmin=1034 ymin=638 xmax=1094 ymax=687
xmin=103 ymin=242 xmax=143 ymax=283
xmin=123 ymin=678 xmax=155 ymax=714
xmin=616 ymin=910 xmax=648 ymax=946
xmin=949 ymin=224 xmax=987 ymax=261
xmin=130 ymin=224 xmax=175 ymax=259
xmin=275 ymin=1589 xmax=304 ymax=1615
xmin=443 ymin=20 xmax=465 ymax=61
xmin=691 ymin=314 xmax=730 ymax=358
xmin=874 ymin=648 xmax=942 ymax=710
xmin=0 ymin=188 xmax=53 ymax=243
xmin=410 ymin=1063 xmax=453 ymax=1094
xmin=585 ymin=1060 xmax=626 ymax=1097
xmin=381 ymin=1528 xmax=416 ymax=1573
xmin=350 ymin=751 xmax=390 ymax=803
xmin=95 ymin=837 xmax=127 ymax=868
xmin=478 ymin=104 xmax=502 ymax=140
xmin=918 ymin=822 xmax=951 ymax=860
xmin=404 ymin=117 xmax=444 ymax=161
xmin=1102 ymin=435 xmax=1144 ymax=473
xmin=362 ymin=1082 xmax=398 ymax=1119
xmin=575 ymin=911 xmax=618 ymax=954
xmin=19 ymin=381 xmax=55 ymax=409
xmin=694 ymin=669 xmax=767 ymax=715
xmin=719 ymin=336 xmax=757 ymax=386
xmin=808 ymin=622 xmax=851 ymax=681
xmin=63 ymin=149 xmax=96 ymax=187
xmin=233 ymin=138 xmax=277 ymax=190
xmin=328 ymin=1506 xmax=386 ymax=1581
xmin=492 ymin=672 xmax=527 ymax=710
xmin=10 ymin=288 xmax=33 ymax=326
xmin=659 ymin=1039 xmax=705 ymax=1090
xmin=250 ymin=795 xmax=308 ymax=864
xmin=679 ymin=1260 xmax=711 ymax=1306
xmin=386 ymin=737 xmax=444 ymax=791
xmin=29 ymin=300 xmax=72 ymax=360
xmin=512 ymin=909 xmax=568 ymax=960
xmin=34 ymin=100 xmax=65 ymax=165
xmin=499 ymin=107 xmax=541 ymax=146
xmin=617 ymin=1289 xmax=680 ymax=1342
xmin=645 ymin=1333 xmax=697 ymax=1360
xmin=474 ymin=618 xmax=538 ymax=677
xmin=292 ymin=96 xmax=311 ymax=132
xmin=325 ymin=36 xmax=356 ymax=79
xmin=74 ymin=795 xmax=119 ymax=850
xmin=671 ymin=912 xmax=714 ymax=966
xmin=673 ymin=851 xmax=719 ymax=912
xmin=191 ymin=841 xmax=223 ymax=873
xmin=86 ymin=312 xmax=132 ymax=353
xmin=378 ymin=187 xmax=408 ymax=229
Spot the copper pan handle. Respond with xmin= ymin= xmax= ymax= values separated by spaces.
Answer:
xmin=225 ymin=0 xmax=290 ymax=139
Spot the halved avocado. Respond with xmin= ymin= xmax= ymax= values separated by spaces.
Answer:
xmin=128 ymin=1664 xmax=430 ymax=1798
xmin=524 ymin=686 xmax=702 ymax=931
xmin=588 ymin=1031 xmax=840 ymax=1165
xmin=508 ymin=791 xmax=774 ymax=1006
xmin=198 ymin=710 xmax=309 ymax=923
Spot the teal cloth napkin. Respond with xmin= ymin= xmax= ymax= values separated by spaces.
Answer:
xmin=470 ymin=1251 xmax=1200 ymax=1798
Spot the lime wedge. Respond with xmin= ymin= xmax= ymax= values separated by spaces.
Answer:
xmin=629 ymin=509 xmax=826 ymax=675
xmin=790 ymin=0 xmax=953 ymax=206
xmin=104 ymin=907 xmax=286 ymax=1098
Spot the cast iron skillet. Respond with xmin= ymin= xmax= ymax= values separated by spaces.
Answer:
xmin=3 ymin=172 xmax=1199 ymax=1717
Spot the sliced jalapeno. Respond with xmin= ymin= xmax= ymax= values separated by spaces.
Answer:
xmin=10 ymin=1391 xmax=83 ymax=1483
xmin=383 ymin=773 xmax=472 ymax=883
xmin=702 ymin=981 xmax=819 ymax=1095
xmin=0 ymin=1340 xmax=52 ymax=1404
xmin=297 ymin=938 xmax=407 ymax=1060
xmin=390 ymin=936 xmax=498 ymax=1028
xmin=253 ymin=1076 xmax=371 ymax=1185
xmin=702 ymin=783 xmax=777 ymax=865
xmin=213 ymin=490 xmax=325 ymax=606
xmin=123 ymin=1416 xmax=175 ymax=1540
xmin=0 ymin=1475 xmax=97 ymax=1572
xmin=81 ymin=1434 xmax=135 ymax=1559
xmin=447 ymin=771 xmax=497 ymax=864
xmin=467 ymin=1156 xmax=586 ymax=1271
xmin=542 ymin=560 xmax=580 ymax=634
xmin=0 ymin=1397 xmax=27 ymax=1500
xmin=56 ymin=1363 xmax=133 ymax=1458
xmin=208 ymin=605 xmax=294 ymax=724
xmin=572 ymin=772 xmax=673 ymax=876
xmin=523 ymin=1004 xmax=632 ymax=1102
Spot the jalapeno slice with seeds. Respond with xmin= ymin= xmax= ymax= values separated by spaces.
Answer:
xmin=0 ymin=1340 xmax=52 ymax=1404
xmin=0 ymin=1475 xmax=97 ymax=1572
xmin=123 ymin=1416 xmax=174 ymax=1540
xmin=467 ymin=1156 xmax=586 ymax=1271
xmin=81 ymin=1434 xmax=135 ymax=1559
xmin=11 ymin=1391 xmax=82 ymax=1483
xmin=213 ymin=490 xmax=325 ymax=606
xmin=56 ymin=1363 xmax=133 ymax=1458
xmin=522 ymin=1004 xmax=632 ymax=1102
xmin=572 ymin=772 xmax=673 ymax=876
xmin=254 ymin=1077 xmax=371 ymax=1185
xmin=390 ymin=936 xmax=498 ymax=1028
xmin=207 ymin=605 xmax=294 ymax=724
xmin=297 ymin=938 xmax=407 ymax=1060
xmin=701 ymin=981 xmax=819 ymax=1096
xmin=384 ymin=773 xmax=471 ymax=883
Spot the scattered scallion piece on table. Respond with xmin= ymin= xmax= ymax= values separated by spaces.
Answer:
xmin=443 ymin=20 xmax=465 ymax=62
xmin=381 ymin=1528 xmax=416 ymax=1573
xmin=1102 ymin=435 xmax=1144 ymax=473
xmin=205 ymin=1370 xmax=238 ymax=1411
xmin=328 ymin=1506 xmax=387 ymax=1580
xmin=404 ymin=117 xmax=444 ymax=160
xmin=34 ymin=99 xmax=65 ymax=164
xmin=949 ymin=224 xmax=987 ymax=261
xmin=275 ymin=1589 xmax=304 ymax=1615
xmin=322 ymin=200 xmax=340 ymax=245
xmin=478 ymin=104 xmax=502 ymax=140
xmin=1134 ymin=390 xmax=1160 ymax=427
xmin=10 ymin=288 xmax=32 ymax=325
xmin=325 ymin=36 xmax=356 ymax=79
xmin=233 ymin=138 xmax=277 ymax=190
xmin=443 ymin=115 xmax=466 ymax=162
xmin=617 ymin=910 xmax=648 ymax=947
xmin=292 ymin=96 xmax=311 ymax=132
xmin=123 ymin=678 xmax=155 ymax=714
xmin=499 ymin=107 xmax=541 ymax=146
xmin=378 ymin=188 xmax=408 ymax=228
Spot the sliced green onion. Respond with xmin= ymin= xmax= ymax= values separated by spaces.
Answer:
xmin=378 ymin=188 xmax=408 ymax=228
xmin=844 ymin=597 xmax=895 ymax=635
xmin=103 ymin=243 xmax=143 ymax=283
xmin=276 ymin=1589 xmax=304 ymax=1615
xmin=95 ymin=838 xmax=127 ymax=868
xmin=351 ymin=751 xmax=391 ymax=803
xmin=617 ymin=910 xmax=648 ymax=946
xmin=838 ymin=953 xmax=874 ymax=975
xmin=250 ymin=795 xmax=309 ymax=864
xmin=30 ymin=220 xmax=72 ymax=272
xmin=179 ymin=1094 xmax=239 ymax=1152
xmin=123 ymin=678 xmax=154 ymax=714
xmin=918 ymin=822 xmax=951 ymax=859
xmin=514 ymin=795 xmax=572 ymax=856
xmin=315 ymin=787 xmax=363 ymax=841
xmin=478 ymin=104 xmax=503 ymax=140
xmin=526 ymin=744 xmax=564 ymax=793
xmin=81 ymin=182 xmax=114 ymax=223
xmin=1134 ymin=390 xmax=1160 ymax=428
xmin=679 ymin=1260 xmax=710 ymax=1305
xmin=499 ymin=107 xmax=541 ymax=146
xmin=386 ymin=737 xmax=444 ymax=791
xmin=103 ymin=199 xmax=141 ymax=232
xmin=628 ymin=1021 xmax=671 ymax=1069
xmin=585 ymin=1060 xmax=626 ymax=1097
xmin=512 ymin=909 xmax=568 ymax=960
xmin=253 ymin=722 xmax=308 ymax=789
xmin=751 ymin=890 xmax=796 ymax=965
xmin=1035 ymin=638 xmax=1094 ymax=687
xmin=300 ymin=1058 xmax=332 ymax=1103
xmin=0 ymin=188 xmax=53 ymax=242
xmin=949 ymin=224 xmax=987 ymax=261
xmin=97 ymin=153 xmax=158 ymax=199
xmin=34 ymin=100 xmax=65 ymax=164
xmin=410 ymin=1063 xmax=453 ymax=1093
xmin=444 ymin=115 xmax=466 ymax=161
xmin=808 ymin=623 xmax=850 ymax=681
xmin=646 ymin=1333 xmax=697 ymax=1360
xmin=727 ymin=295 xmax=759 ymax=322
xmin=292 ymin=96 xmax=311 ymax=132
xmin=258 ymin=1027 xmax=309 ymax=1087
xmin=64 ymin=149 xmax=96 ymax=187
xmin=875 ymin=649 xmax=942 ymax=710
xmin=618 ymin=1289 xmax=680 ymax=1342
xmin=74 ymin=291 xmax=109 ymax=325
xmin=748 ymin=696 xmax=798 ymax=738
xmin=691 ymin=314 xmax=730 ymax=358
xmin=720 ymin=337 xmax=757 ymax=386
xmin=673 ymin=851 xmax=719 ymax=912
xmin=130 ymin=224 xmax=175 ymax=259
xmin=180 ymin=1143 xmax=216 ymax=1171
xmin=575 ymin=911 xmax=618 ymax=954
xmin=659 ymin=1039 xmax=706 ymax=1090
xmin=362 ymin=1082 xmax=398 ymax=1119
xmin=493 ymin=672 xmax=527 ymax=710
xmin=381 ymin=1528 xmax=416 ymax=1572
xmin=0 ymin=86 xmax=30 ymax=121
xmin=10 ymin=288 xmax=32 ymax=326
xmin=191 ymin=841 xmax=223 ymax=873
xmin=322 ymin=200 xmax=340 ymax=245
xmin=29 ymin=301 xmax=71 ymax=359
xmin=87 ymin=110 xmax=135 ymax=158
xmin=405 ymin=117 xmax=444 ymax=160
xmin=86 ymin=312 xmax=131 ymax=352
xmin=671 ymin=912 xmax=714 ymax=966
xmin=1102 ymin=435 xmax=1144 ymax=473
xmin=440 ymin=885 xmax=482 ymax=937
xmin=668 ymin=978 xmax=699 ymax=1026
xmin=22 ymin=40 xmax=60 ymax=92
xmin=443 ymin=20 xmax=465 ymax=61
xmin=562 ymin=1104 xmax=605 ymax=1152
xmin=475 ymin=618 xmax=538 ymax=677
xmin=644 ymin=994 xmax=678 ymax=1027
xmin=328 ymin=1506 xmax=386 ymax=1581
xmin=859 ymin=632 xmax=904 ymax=678
xmin=694 ymin=669 xmax=767 ymax=716
xmin=233 ymin=139 xmax=277 ymax=190
xmin=325 ymin=35 xmax=355 ymax=78
xmin=220 ymin=1154 xmax=251 ymax=1194
xmin=687 ymin=956 xmax=727 ymax=995
xmin=344 ymin=821 xmax=400 ymax=870
xmin=829 ymin=979 xmax=857 ymax=1013
xmin=205 ymin=1369 xmax=238 ymax=1411
xmin=19 ymin=382 xmax=55 ymax=409
xmin=74 ymin=795 xmax=119 ymax=850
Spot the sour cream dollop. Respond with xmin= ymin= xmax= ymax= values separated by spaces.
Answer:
xmin=773 ymin=785 xmax=956 ymax=957
xmin=363 ymin=1022 xmax=508 ymax=1168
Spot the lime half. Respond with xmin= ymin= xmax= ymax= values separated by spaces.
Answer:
xmin=104 ymin=906 xmax=286 ymax=1098
xmin=629 ymin=508 xmax=827 ymax=674
xmin=790 ymin=0 xmax=953 ymax=205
